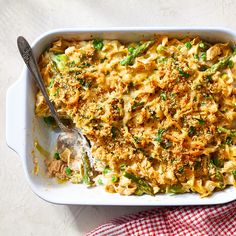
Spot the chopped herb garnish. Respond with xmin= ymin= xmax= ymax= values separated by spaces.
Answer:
xmin=120 ymin=164 xmax=126 ymax=171
xmin=79 ymin=79 xmax=91 ymax=88
xmin=195 ymin=118 xmax=205 ymax=125
xmin=210 ymin=155 xmax=223 ymax=168
xmin=225 ymin=136 xmax=233 ymax=145
xmin=133 ymin=136 xmax=141 ymax=143
xmin=194 ymin=161 xmax=201 ymax=170
xmin=160 ymin=140 xmax=172 ymax=149
xmin=178 ymin=167 xmax=184 ymax=174
xmin=93 ymin=39 xmax=104 ymax=50
xmin=205 ymin=76 xmax=213 ymax=83
xmin=65 ymin=167 xmax=72 ymax=175
xmin=49 ymin=78 xmax=55 ymax=88
xmin=199 ymin=65 xmax=208 ymax=71
xmin=132 ymin=101 xmax=144 ymax=111
xmin=177 ymin=68 xmax=191 ymax=78
xmin=188 ymin=126 xmax=196 ymax=137
xmin=160 ymin=92 xmax=167 ymax=101
xmin=155 ymin=129 xmax=166 ymax=142
xmin=185 ymin=42 xmax=192 ymax=49
xmin=111 ymin=126 xmax=117 ymax=140
xmin=54 ymin=152 xmax=60 ymax=160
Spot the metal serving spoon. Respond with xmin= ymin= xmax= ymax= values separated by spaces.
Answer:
xmin=17 ymin=36 xmax=93 ymax=166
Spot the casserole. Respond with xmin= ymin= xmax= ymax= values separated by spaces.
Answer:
xmin=6 ymin=27 xmax=236 ymax=205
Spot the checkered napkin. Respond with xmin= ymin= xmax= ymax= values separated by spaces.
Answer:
xmin=87 ymin=201 xmax=236 ymax=236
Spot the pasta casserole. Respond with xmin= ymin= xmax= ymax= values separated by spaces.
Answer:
xmin=35 ymin=36 xmax=236 ymax=197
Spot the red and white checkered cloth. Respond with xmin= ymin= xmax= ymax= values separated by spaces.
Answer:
xmin=88 ymin=201 xmax=236 ymax=236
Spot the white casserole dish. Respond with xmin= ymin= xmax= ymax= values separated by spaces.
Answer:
xmin=6 ymin=27 xmax=236 ymax=205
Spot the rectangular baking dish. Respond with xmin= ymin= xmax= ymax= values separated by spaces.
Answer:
xmin=6 ymin=27 xmax=236 ymax=205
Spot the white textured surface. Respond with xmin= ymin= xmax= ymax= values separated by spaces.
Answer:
xmin=1 ymin=0 xmax=236 ymax=235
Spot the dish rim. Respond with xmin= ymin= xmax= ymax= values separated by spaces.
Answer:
xmin=6 ymin=27 xmax=236 ymax=205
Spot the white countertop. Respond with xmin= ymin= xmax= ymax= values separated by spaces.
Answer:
xmin=1 ymin=0 xmax=236 ymax=235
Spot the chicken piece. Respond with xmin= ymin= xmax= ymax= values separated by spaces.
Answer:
xmin=47 ymin=160 xmax=67 ymax=179
xmin=206 ymin=44 xmax=222 ymax=61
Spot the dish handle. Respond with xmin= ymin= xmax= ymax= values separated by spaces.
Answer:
xmin=6 ymin=73 xmax=25 ymax=156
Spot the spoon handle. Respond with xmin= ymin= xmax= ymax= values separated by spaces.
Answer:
xmin=17 ymin=36 xmax=67 ymax=131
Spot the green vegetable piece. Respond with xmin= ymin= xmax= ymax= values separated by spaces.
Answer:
xmin=207 ymin=56 xmax=230 ymax=74
xmin=228 ymin=60 xmax=234 ymax=69
xmin=155 ymin=129 xmax=166 ymax=142
xmin=65 ymin=167 xmax=72 ymax=175
xmin=124 ymin=172 xmax=154 ymax=195
xmin=121 ymin=40 xmax=154 ymax=66
xmin=54 ymin=152 xmax=60 ymax=160
xmin=199 ymin=42 xmax=206 ymax=49
xmin=168 ymin=184 xmax=185 ymax=194
xmin=233 ymin=48 xmax=236 ymax=55
xmin=177 ymin=68 xmax=191 ymax=78
xmin=34 ymin=141 xmax=50 ymax=158
xmin=82 ymin=152 xmax=93 ymax=186
xmin=97 ymin=178 xmax=103 ymax=185
xmin=93 ymin=39 xmax=104 ymax=50
xmin=201 ymin=52 xmax=206 ymax=61
xmin=185 ymin=42 xmax=192 ymax=49
xmin=128 ymin=47 xmax=135 ymax=54
xmin=52 ymin=54 xmax=68 ymax=71
xmin=217 ymin=126 xmax=230 ymax=134
xmin=194 ymin=54 xmax=199 ymax=60
xmin=103 ymin=166 xmax=110 ymax=175
xmin=188 ymin=126 xmax=196 ymax=137
xmin=112 ymin=176 xmax=118 ymax=182
xmin=156 ymin=45 xmax=165 ymax=53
